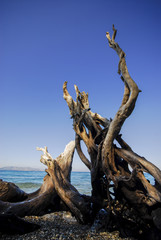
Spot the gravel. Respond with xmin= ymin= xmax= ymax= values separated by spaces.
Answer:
xmin=0 ymin=211 xmax=133 ymax=240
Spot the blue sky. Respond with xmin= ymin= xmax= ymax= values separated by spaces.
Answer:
xmin=0 ymin=0 xmax=161 ymax=171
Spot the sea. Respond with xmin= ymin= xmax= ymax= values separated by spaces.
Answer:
xmin=0 ymin=170 xmax=154 ymax=195
xmin=0 ymin=170 xmax=92 ymax=195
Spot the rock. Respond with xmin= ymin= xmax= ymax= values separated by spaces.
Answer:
xmin=91 ymin=209 xmax=110 ymax=232
xmin=0 ymin=213 xmax=40 ymax=234
xmin=151 ymin=208 xmax=161 ymax=230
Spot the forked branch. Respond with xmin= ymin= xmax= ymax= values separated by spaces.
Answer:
xmin=102 ymin=25 xmax=140 ymax=176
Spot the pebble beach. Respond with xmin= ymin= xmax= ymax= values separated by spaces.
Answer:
xmin=0 ymin=211 xmax=133 ymax=240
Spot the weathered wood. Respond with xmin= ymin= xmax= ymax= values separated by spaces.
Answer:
xmin=46 ymin=160 xmax=91 ymax=224
xmin=37 ymin=141 xmax=75 ymax=182
xmin=75 ymin=134 xmax=91 ymax=170
xmin=102 ymin=24 xmax=140 ymax=177
xmin=115 ymin=147 xmax=161 ymax=185
xmin=63 ymin=82 xmax=109 ymax=216
xmin=63 ymin=25 xmax=161 ymax=238
xmin=0 ymin=180 xmax=27 ymax=202
xmin=0 ymin=175 xmax=56 ymax=216
xmin=0 ymin=141 xmax=75 ymax=217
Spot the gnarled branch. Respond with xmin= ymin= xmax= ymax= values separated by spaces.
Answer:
xmin=102 ymin=25 xmax=140 ymax=176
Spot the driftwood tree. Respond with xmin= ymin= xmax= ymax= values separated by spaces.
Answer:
xmin=0 ymin=141 xmax=76 ymax=233
xmin=62 ymin=25 xmax=161 ymax=238
xmin=0 ymin=25 xmax=161 ymax=239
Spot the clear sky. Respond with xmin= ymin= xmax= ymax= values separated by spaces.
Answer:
xmin=0 ymin=0 xmax=161 ymax=171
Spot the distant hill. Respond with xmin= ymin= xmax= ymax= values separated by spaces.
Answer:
xmin=0 ymin=166 xmax=43 ymax=171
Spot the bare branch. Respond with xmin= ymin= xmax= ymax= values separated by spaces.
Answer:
xmin=102 ymin=25 xmax=140 ymax=176
xmin=75 ymin=134 xmax=91 ymax=170
xmin=115 ymin=148 xmax=161 ymax=185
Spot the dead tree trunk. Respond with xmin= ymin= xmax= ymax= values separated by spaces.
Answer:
xmin=0 ymin=141 xmax=75 ymax=234
xmin=63 ymin=25 xmax=161 ymax=239
xmin=0 ymin=141 xmax=75 ymax=217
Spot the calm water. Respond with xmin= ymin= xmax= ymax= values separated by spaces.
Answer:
xmin=0 ymin=170 xmax=92 ymax=195
xmin=0 ymin=170 xmax=154 ymax=195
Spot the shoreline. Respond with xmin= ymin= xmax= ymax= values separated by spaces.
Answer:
xmin=0 ymin=211 xmax=132 ymax=240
